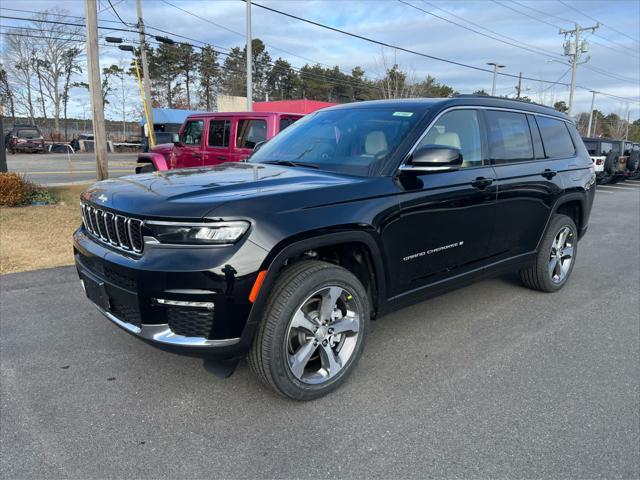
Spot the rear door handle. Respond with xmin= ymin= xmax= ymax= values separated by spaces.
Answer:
xmin=216 ymin=156 xmax=226 ymax=161
xmin=542 ymin=169 xmax=557 ymax=179
xmin=471 ymin=177 xmax=494 ymax=189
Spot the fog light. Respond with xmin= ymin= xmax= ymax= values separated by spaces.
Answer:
xmin=154 ymin=298 xmax=215 ymax=310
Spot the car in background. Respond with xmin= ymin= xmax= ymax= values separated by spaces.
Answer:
xmin=582 ymin=137 xmax=628 ymax=184
xmin=136 ymin=112 xmax=303 ymax=173
xmin=6 ymin=124 xmax=46 ymax=154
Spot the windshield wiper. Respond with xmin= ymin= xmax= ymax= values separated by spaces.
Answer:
xmin=261 ymin=160 xmax=319 ymax=169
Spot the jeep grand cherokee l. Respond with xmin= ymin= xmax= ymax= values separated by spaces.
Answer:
xmin=74 ymin=97 xmax=595 ymax=400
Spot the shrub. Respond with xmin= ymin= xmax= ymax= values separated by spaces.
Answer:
xmin=0 ymin=173 xmax=34 ymax=206
xmin=0 ymin=173 xmax=56 ymax=206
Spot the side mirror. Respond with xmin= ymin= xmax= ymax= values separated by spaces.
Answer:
xmin=172 ymin=133 xmax=181 ymax=145
xmin=399 ymin=145 xmax=462 ymax=174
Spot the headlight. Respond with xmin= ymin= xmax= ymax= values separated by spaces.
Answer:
xmin=148 ymin=221 xmax=249 ymax=245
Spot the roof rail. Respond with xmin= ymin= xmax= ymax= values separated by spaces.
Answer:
xmin=452 ymin=94 xmax=555 ymax=111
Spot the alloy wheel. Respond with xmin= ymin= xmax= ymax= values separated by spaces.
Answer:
xmin=549 ymin=226 xmax=574 ymax=284
xmin=285 ymin=286 xmax=360 ymax=385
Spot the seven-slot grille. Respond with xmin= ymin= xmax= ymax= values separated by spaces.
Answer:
xmin=81 ymin=203 xmax=144 ymax=253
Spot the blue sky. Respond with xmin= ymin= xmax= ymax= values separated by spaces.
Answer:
xmin=1 ymin=0 xmax=639 ymax=120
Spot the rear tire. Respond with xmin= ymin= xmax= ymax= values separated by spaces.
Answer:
xmin=519 ymin=214 xmax=578 ymax=293
xmin=248 ymin=260 xmax=369 ymax=400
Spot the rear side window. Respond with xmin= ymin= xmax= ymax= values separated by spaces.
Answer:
xmin=485 ymin=111 xmax=533 ymax=163
xmin=208 ymin=119 xmax=231 ymax=147
xmin=535 ymin=116 xmax=575 ymax=158
xmin=181 ymin=120 xmax=204 ymax=146
xmin=236 ymin=119 xmax=267 ymax=148
xmin=583 ymin=141 xmax=598 ymax=155
xmin=279 ymin=117 xmax=299 ymax=131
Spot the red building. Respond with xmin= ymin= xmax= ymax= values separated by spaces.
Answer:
xmin=252 ymin=99 xmax=337 ymax=114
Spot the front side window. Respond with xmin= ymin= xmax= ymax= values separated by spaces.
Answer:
xmin=236 ymin=119 xmax=267 ymax=148
xmin=208 ymin=119 xmax=231 ymax=147
xmin=417 ymin=109 xmax=483 ymax=168
xmin=249 ymin=108 xmax=423 ymax=176
xmin=486 ymin=110 xmax=533 ymax=163
xmin=535 ymin=116 xmax=575 ymax=158
xmin=181 ymin=120 xmax=204 ymax=146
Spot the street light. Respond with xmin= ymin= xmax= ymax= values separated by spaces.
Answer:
xmin=487 ymin=62 xmax=505 ymax=96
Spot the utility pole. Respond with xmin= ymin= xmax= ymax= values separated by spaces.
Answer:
xmin=515 ymin=72 xmax=523 ymax=99
xmin=84 ymin=0 xmax=108 ymax=180
xmin=137 ymin=0 xmax=155 ymax=146
xmin=624 ymin=108 xmax=630 ymax=140
xmin=587 ymin=91 xmax=596 ymax=137
xmin=0 ymin=105 xmax=6 ymax=173
xmin=246 ymin=0 xmax=253 ymax=111
xmin=487 ymin=62 xmax=505 ymax=96
xmin=560 ymin=22 xmax=599 ymax=117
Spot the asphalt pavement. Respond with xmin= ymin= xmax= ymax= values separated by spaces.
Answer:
xmin=6 ymin=152 xmax=139 ymax=185
xmin=1 ymin=181 xmax=639 ymax=479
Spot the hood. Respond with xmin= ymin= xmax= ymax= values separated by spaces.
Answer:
xmin=81 ymin=162 xmax=366 ymax=219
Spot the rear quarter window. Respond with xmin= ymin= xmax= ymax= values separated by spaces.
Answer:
xmin=535 ymin=116 xmax=575 ymax=158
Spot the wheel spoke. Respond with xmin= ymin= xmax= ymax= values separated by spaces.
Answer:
xmin=548 ymin=257 xmax=559 ymax=278
xmin=289 ymin=339 xmax=317 ymax=379
xmin=557 ymin=227 xmax=569 ymax=247
xmin=290 ymin=309 xmax=317 ymax=334
xmin=561 ymin=246 xmax=574 ymax=258
xmin=330 ymin=315 xmax=359 ymax=335
xmin=319 ymin=344 xmax=342 ymax=377
xmin=319 ymin=287 xmax=343 ymax=323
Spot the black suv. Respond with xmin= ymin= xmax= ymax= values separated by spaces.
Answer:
xmin=6 ymin=124 xmax=46 ymax=154
xmin=74 ymin=97 xmax=595 ymax=400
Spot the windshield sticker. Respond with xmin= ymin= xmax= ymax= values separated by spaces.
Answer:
xmin=392 ymin=112 xmax=414 ymax=117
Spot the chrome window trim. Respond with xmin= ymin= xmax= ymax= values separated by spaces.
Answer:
xmin=399 ymin=105 xmax=574 ymax=172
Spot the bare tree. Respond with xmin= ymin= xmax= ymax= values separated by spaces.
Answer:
xmin=376 ymin=49 xmax=417 ymax=99
xmin=30 ymin=9 xmax=84 ymax=136
xmin=4 ymin=31 xmax=37 ymax=122
xmin=0 ymin=65 xmax=16 ymax=120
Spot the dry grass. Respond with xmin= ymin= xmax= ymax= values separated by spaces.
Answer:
xmin=0 ymin=185 xmax=87 ymax=275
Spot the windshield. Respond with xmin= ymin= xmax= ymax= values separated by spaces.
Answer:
xmin=249 ymin=108 xmax=423 ymax=176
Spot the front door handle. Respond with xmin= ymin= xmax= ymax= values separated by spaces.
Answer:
xmin=471 ymin=177 xmax=494 ymax=190
xmin=192 ymin=152 xmax=202 ymax=158
xmin=542 ymin=169 xmax=557 ymax=179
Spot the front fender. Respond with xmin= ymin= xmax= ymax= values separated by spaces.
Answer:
xmin=137 ymin=152 xmax=170 ymax=171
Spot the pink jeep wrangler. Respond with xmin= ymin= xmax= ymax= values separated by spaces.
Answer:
xmin=136 ymin=112 xmax=302 ymax=173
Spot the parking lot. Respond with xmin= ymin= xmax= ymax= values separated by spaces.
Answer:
xmin=6 ymin=152 xmax=139 ymax=186
xmin=1 ymin=181 xmax=638 ymax=478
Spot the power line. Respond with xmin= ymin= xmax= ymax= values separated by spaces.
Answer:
xmin=107 ymin=0 xmax=131 ymax=28
xmin=556 ymin=0 xmax=640 ymax=44
xmin=399 ymin=0 xmax=567 ymax=62
xmin=490 ymin=0 xmax=639 ymax=59
xmin=246 ymin=0 xmax=574 ymax=87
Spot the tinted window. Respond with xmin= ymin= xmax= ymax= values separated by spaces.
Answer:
xmin=208 ymin=120 xmax=231 ymax=147
xmin=17 ymin=129 xmax=40 ymax=137
xmin=485 ymin=111 xmax=533 ymax=163
xmin=236 ymin=119 xmax=267 ymax=148
xmin=417 ymin=109 xmax=483 ymax=168
xmin=250 ymin=108 xmax=422 ymax=177
xmin=583 ymin=141 xmax=598 ymax=155
xmin=181 ymin=120 xmax=204 ymax=146
xmin=279 ymin=117 xmax=299 ymax=131
xmin=535 ymin=116 xmax=575 ymax=158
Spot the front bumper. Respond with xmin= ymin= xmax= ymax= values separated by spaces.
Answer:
xmin=74 ymin=226 xmax=267 ymax=358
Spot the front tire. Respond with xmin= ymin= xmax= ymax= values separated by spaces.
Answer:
xmin=248 ymin=260 xmax=369 ymax=400
xmin=519 ymin=214 xmax=578 ymax=292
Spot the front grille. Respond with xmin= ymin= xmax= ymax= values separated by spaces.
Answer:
xmin=81 ymin=203 xmax=144 ymax=253
xmin=167 ymin=308 xmax=214 ymax=338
